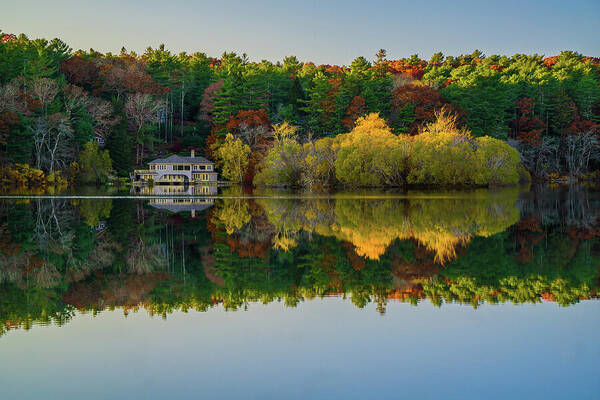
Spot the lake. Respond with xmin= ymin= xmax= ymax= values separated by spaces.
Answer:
xmin=0 ymin=185 xmax=599 ymax=399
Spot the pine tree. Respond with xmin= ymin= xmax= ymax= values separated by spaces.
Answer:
xmin=288 ymin=76 xmax=305 ymax=116
xmin=106 ymin=99 xmax=132 ymax=176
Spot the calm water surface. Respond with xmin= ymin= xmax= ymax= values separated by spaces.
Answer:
xmin=0 ymin=185 xmax=599 ymax=399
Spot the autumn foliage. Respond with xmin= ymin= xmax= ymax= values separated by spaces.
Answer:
xmin=60 ymin=56 xmax=101 ymax=93
xmin=390 ymin=83 xmax=462 ymax=135
xmin=341 ymin=96 xmax=367 ymax=129
xmin=225 ymin=109 xmax=270 ymax=133
xmin=513 ymin=97 xmax=546 ymax=145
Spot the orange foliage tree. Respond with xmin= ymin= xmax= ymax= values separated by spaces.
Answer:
xmin=388 ymin=59 xmax=426 ymax=81
xmin=225 ymin=109 xmax=270 ymax=134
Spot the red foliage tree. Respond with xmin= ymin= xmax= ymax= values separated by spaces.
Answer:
xmin=512 ymin=214 xmax=545 ymax=264
xmin=513 ymin=97 xmax=546 ymax=146
xmin=198 ymin=80 xmax=224 ymax=123
xmin=324 ymin=65 xmax=345 ymax=76
xmin=582 ymin=57 xmax=600 ymax=66
xmin=341 ymin=95 xmax=367 ymax=129
xmin=60 ymin=56 xmax=101 ymax=93
xmin=321 ymin=78 xmax=341 ymax=126
xmin=0 ymin=111 xmax=19 ymax=139
xmin=225 ymin=109 xmax=270 ymax=133
xmin=99 ymin=57 xmax=166 ymax=97
xmin=566 ymin=117 xmax=599 ymax=136
xmin=390 ymin=83 xmax=462 ymax=134
xmin=0 ymin=34 xmax=17 ymax=43
xmin=0 ymin=112 xmax=19 ymax=158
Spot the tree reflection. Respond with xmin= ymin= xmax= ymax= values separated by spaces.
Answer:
xmin=0 ymin=185 xmax=599 ymax=336
xmin=255 ymin=189 xmax=520 ymax=262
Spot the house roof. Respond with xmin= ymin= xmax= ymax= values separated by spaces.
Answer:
xmin=148 ymin=154 xmax=214 ymax=165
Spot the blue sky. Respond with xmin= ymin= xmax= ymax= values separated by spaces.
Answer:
xmin=3 ymin=0 xmax=599 ymax=64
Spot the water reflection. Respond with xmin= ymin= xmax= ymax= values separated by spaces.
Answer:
xmin=133 ymin=184 xmax=218 ymax=196
xmin=1 ymin=185 xmax=599 ymax=336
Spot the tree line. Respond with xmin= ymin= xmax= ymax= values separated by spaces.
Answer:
xmin=1 ymin=31 xmax=599 ymax=186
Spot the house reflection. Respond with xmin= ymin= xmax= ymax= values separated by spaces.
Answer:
xmin=133 ymin=184 xmax=217 ymax=217
xmin=134 ymin=184 xmax=218 ymax=196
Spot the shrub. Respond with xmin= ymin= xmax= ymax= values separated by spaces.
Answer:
xmin=408 ymin=108 xmax=523 ymax=186
xmin=253 ymin=139 xmax=303 ymax=186
xmin=474 ymin=136 xmax=522 ymax=185
xmin=408 ymin=130 xmax=481 ymax=185
xmin=253 ymin=110 xmax=528 ymax=188
xmin=301 ymin=137 xmax=337 ymax=187
xmin=76 ymin=141 xmax=113 ymax=184
xmin=335 ymin=113 xmax=410 ymax=186
xmin=0 ymin=164 xmax=47 ymax=187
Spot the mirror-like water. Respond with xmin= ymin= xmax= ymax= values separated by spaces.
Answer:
xmin=1 ymin=185 xmax=599 ymax=399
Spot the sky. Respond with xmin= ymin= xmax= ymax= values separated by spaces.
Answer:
xmin=2 ymin=0 xmax=599 ymax=65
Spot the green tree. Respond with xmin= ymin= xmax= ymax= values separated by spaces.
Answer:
xmin=106 ymin=99 xmax=132 ymax=176
xmin=75 ymin=141 xmax=112 ymax=183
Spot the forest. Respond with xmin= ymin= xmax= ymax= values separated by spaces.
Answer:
xmin=1 ymin=186 xmax=599 ymax=335
xmin=1 ymin=31 xmax=600 ymax=187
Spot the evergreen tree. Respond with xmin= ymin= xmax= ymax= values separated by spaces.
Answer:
xmin=106 ymin=99 xmax=132 ymax=176
xmin=72 ymin=110 xmax=94 ymax=148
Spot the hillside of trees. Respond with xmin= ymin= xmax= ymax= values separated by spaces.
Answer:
xmin=1 ymin=31 xmax=599 ymax=187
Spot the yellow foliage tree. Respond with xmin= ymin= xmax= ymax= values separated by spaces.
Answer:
xmin=212 ymin=198 xmax=251 ymax=234
xmin=301 ymin=137 xmax=337 ymax=187
xmin=214 ymin=133 xmax=251 ymax=183
xmin=272 ymin=122 xmax=298 ymax=145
